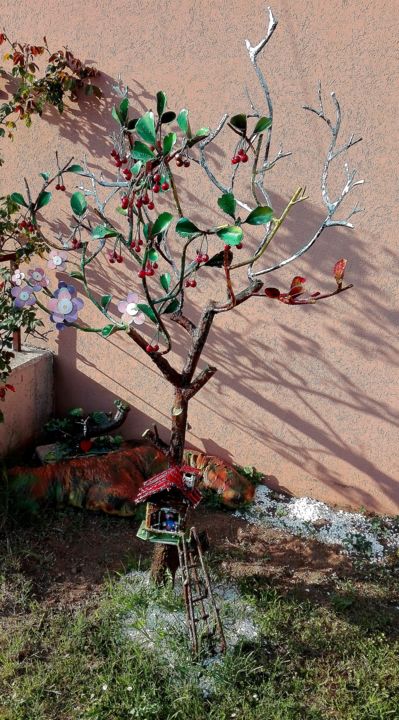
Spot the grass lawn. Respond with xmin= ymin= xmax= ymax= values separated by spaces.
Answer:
xmin=1 ymin=507 xmax=398 ymax=720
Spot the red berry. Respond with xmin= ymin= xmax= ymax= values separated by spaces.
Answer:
xmin=147 ymin=268 xmax=154 ymax=276
xmin=138 ymin=269 xmax=146 ymax=278
xmin=153 ymin=184 xmax=160 ymax=193
xmin=153 ymin=262 xmax=158 ymax=269
xmin=136 ymin=198 xmax=143 ymax=208
xmin=224 ymin=244 xmax=230 ymax=251
xmin=238 ymin=148 xmax=246 ymax=157
xmin=184 ymin=280 xmax=190 ymax=288
xmin=241 ymin=154 xmax=248 ymax=163
xmin=121 ymin=196 xmax=129 ymax=209
xmin=61 ymin=185 xmax=66 ymax=191
xmin=157 ymin=141 xmax=162 ymax=149
xmin=143 ymin=194 xmax=150 ymax=205
xmin=148 ymin=201 xmax=155 ymax=210
xmin=111 ymin=149 xmax=118 ymax=158
xmin=150 ymin=145 xmax=155 ymax=151
xmin=195 ymin=255 xmax=202 ymax=263
xmin=146 ymin=344 xmax=153 ymax=353
xmin=109 ymin=257 xmax=115 ymax=263
xmin=116 ymin=255 xmax=123 ymax=263
xmin=138 ymin=239 xmax=143 ymax=246
xmin=55 ymin=183 xmax=60 ymax=190
xmin=79 ymin=439 xmax=93 ymax=453
xmin=176 ymin=159 xmax=183 ymax=167
xmin=153 ymin=173 xmax=161 ymax=183
xmin=190 ymin=279 xmax=197 ymax=287
xmin=28 ymin=224 xmax=34 ymax=232
xmin=115 ymin=160 xmax=122 ymax=168
xmin=202 ymin=254 xmax=209 ymax=262
xmin=236 ymin=242 xmax=243 ymax=249
xmin=125 ymin=171 xmax=132 ymax=181
xmin=231 ymin=157 xmax=239 ymax=165
xmin=184 ymin=160 xmax=190 ymax=167
xmin=161 ymin=182 xmax=169 ymax=191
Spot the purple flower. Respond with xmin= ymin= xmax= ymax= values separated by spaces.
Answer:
xmin=27 ymin=267 xmax=50 ymax=292
xmin=11 ymin=285 xmax=36 ymax=308
xmin=117 ymin=292 xmax=145 ymax=326
xmin=48 ymin=250 xmax=67 ymax=271
xmin=48 ymin=281 xmax=84 ymax=330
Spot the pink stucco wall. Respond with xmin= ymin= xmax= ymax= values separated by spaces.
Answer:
xmin=1 ymin=1 xmax=398 ymax=513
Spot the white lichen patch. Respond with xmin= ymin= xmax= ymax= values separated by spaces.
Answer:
xmin=236 ymin=485 xmax=399 ymax=562
xmin=122 ymin=570 xmax=260 ymax=697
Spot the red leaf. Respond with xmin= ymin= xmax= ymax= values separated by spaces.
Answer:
xmin=5 ymin=384 xmax=15 ymax=392
xmin=289 ymin=276 xmax=306 ymax=296
xmin=79 ymin=439 xmax=93 ymax=453
xmin=264 ymin=287 xmax=280 ymax=299
xmin=334 ymin=258 xmax=347 ymax=284
xmin=290 ymin=276 xmax=306 ymax=289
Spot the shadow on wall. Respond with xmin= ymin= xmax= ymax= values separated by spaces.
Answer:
xmin=23 ymin=70 xmax=397 ymax=513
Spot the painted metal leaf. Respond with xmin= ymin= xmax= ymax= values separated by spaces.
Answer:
xmin=65 ymin=164 xmax=84 ymax=174
xmin=253 ymin=116 xmax=272 ymax=134
xmin=131 ymin=141 xmax=155 ymax=162
xmin=163 ymin=132 xmax=177 ymax=156
xmin=101 ymin=324 xmax=115 ymax=337
xmin=70 ymin=191 xmax=87 ymax=216
xmin=216 ymin=225 xmax=243 ymax=246
xmin=156 ymin=91 xmax=167 ymax=117
xmin=264 ymin=287 xmax=280 ymax=299
xmin=230 ymin=113 xmax=247 ymax=134
xmin=176 ymin=218 xmax=200 ymax=237
xmin=289 ymin=276 xmax=306 ymax=296
xmin=177 ymin=108 xmax=189 ymax=135
xmin=137 ymin=303 xmax=158 ymax=324
xmin=36 ymin=191 xmax=52 ymax=210
xmin=152 ymin=212 xmax=173 ymax=237
xmin=334 ymin=258 xmax=347 ymax=284
xmin=160 ymin=273 xmax=171 ymax=292
xmin=217 ymin=193 xmax=236 ymax=219
xmin=91 ymin=226 xmax=119 ymax=239
xmin=148 ymin=248 xmax=159 ymax=262
xmin=244 ymin=206 xmax=273 ymax=225
xmin=163 ymin=298 xmax=180 ymax=314
xmin=100 ymin=294 xmax=112 ymax=311
xmin=10 ymin=192 xmax=27 ymax=208
xmin=135 ymin=111 xmax=156 ymax=146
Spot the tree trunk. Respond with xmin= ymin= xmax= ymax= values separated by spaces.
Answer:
xmin=150 ymin=388 xmax=188 ymax=584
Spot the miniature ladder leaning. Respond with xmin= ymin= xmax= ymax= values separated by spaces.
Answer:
xmin=178 ymin=527 xmax=226 ymax=655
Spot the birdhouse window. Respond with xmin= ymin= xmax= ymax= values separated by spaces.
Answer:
xmin=158 ymin=508 xmax=180 ymax=532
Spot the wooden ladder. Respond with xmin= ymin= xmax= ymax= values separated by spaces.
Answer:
xmin=178 ymin=527 xmax=226 ymax=656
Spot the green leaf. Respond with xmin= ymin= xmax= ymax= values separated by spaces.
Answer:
xmin=253 ymin=116 xmax=272 ymax=134
xmin=216 ymin=225 xmax=243 ymax=246
xmin=10 ymin=192 xmax=27 ymax=208
xmin=65 ymin=164 xmax=84 ymax=174
xmin=163 ymin=132 xmax=176 ymax=156
xmin=163 ymin=298 xmax=179 ymax=314
xmin=177 ymin=108 xmax=190 ymax=136
xmin=116 ymin=207 xmax=128 ymax=216
xmin=36 ymin=191 xmax=52 ymax=210
xmin=131 ymin=141 xmax=155 ymax=162
xmin=161 ymin=111 xmax=176 ymax=124
xmin=119 ymin=97 xmax=129 ymax=124
xmin=132 ymin=160 xmax=142 ymax=175
xmin=39 ymin=171 xmax=49 ymax=182
xmin=244 ymin=206 xmax=273 ymax=225
xmin=160 ymin=273 xmax=171 ymax=292
xmin=100 ymin=294 xmax=112 ymax=311
xmin=176 ymin=217 xmax=200 ymax=237
xmin=230 ymin=113 xmax=247 ymax=134
xmin=151 ymin=212 xmax=173 ymax=238
xmin=135 ymin=111 xmax=156 ymax=145
xmin=195 ymin=127 xmax=210 ymax=138
xmin=112 ymin=106 xmax=122 ymax=125
xmin=69 ymin=271 xmax=85 ymax=281
xmin=148 ymin=248 xmax=159 ymax=262
xmin=156 ymin=91 xmax=167 ymax=117
xmin=70 ymin=191 xmax=87 ymax=217
xmin=91 ymin=225 xmax=119 ymax=239
xmin=101 ymin=324 xmax=116 ymax=337
xmin=217 ymin=192 xmax=236 ymax=220
xmin=137 ymin=303 xmax=158 ymax=324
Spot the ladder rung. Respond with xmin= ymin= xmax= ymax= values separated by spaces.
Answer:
xmin=194 ymin=613 xmax=209 ymax=622
xmin=192 ymin=593 xmax=208 ymax=603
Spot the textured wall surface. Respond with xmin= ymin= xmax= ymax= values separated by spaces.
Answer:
xmin=0 ymin=349 xmax=54 ymax=457
xmin=1 ymin=1 xmax=398 ymax=512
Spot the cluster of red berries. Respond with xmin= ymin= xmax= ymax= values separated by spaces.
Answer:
xmin=122 ymin=167 xmax=132 ymax=181
xmin=107 ymin=249 xmax=123 ymax=264
xmin=110 ymin=148 xmax=128 ymax=168
xmin=195 ymin=252 xmax=209 ymax=264
xmin=175 ymin=154 xmax=190 ymax=168
xmin=130 ymin=238 xmax=144 ymax=253
xmin=18 ymin=220 xmax=35 ymax=233
xmin=138 ymin=260 xmax=158 ymax=278
xmin=184 ymin=278 xmax=197 ymax=288
xmin=71 ymin=238 xmax=82 ymax=250
xmin=231 ymin=148 xmax=249 ymax=164
xmin=146 ymin=343 xmax=159 ymax=353
xmin=151 ymin=172 xmax=169 ymax=193
xmin=135 ymin=194 xmax=155 ymax=210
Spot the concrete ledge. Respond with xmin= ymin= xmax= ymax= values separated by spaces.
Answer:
xmin=0 ymin=346 xmax=54 ymax=459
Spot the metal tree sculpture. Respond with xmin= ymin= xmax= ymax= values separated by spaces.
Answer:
xmin=4 ymin=6 xmax=363 ymax=576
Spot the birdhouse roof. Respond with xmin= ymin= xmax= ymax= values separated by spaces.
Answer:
xmin=135 ymin=465 xmax=202 ymax=507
